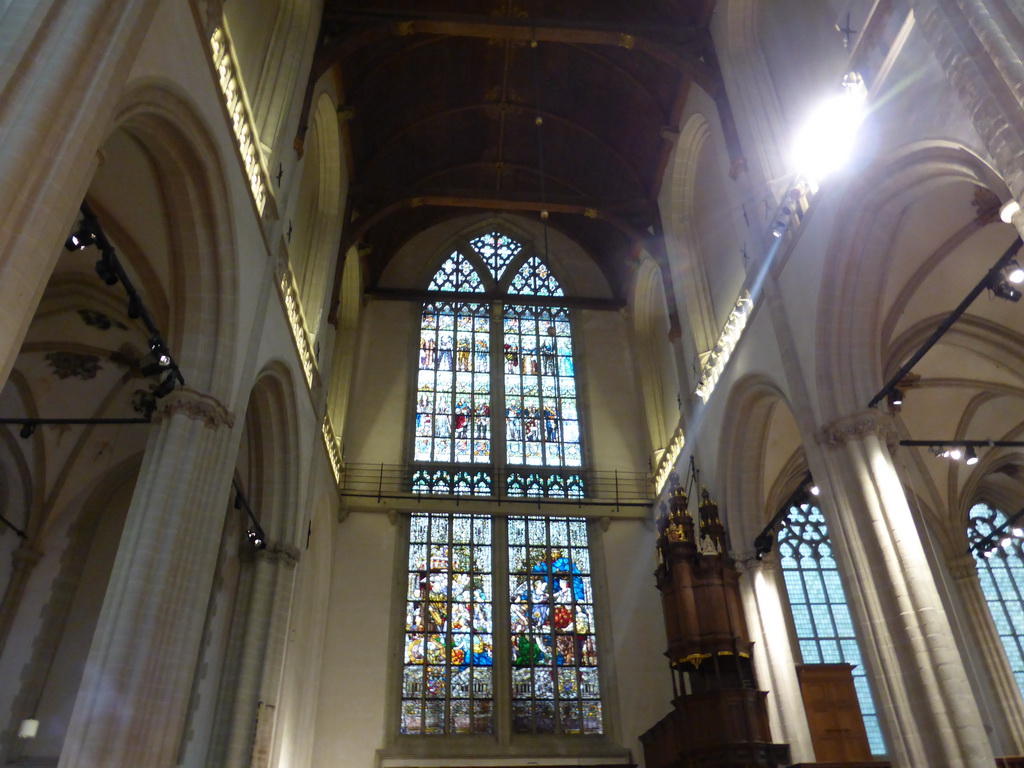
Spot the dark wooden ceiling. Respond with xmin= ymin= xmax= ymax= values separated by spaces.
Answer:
xmin=298 ymin=1 xmax=730 ymax=312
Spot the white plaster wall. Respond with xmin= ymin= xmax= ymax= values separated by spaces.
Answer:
xmin=312 ymin=511 xmax=396 ymax=768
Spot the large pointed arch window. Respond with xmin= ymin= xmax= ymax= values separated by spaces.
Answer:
xmin=968 ymin=502 xmax=1024 ymax=698
xmin=413 ymin=232 xmax=583 ymax=498
xmin=777 ymin=501 xmax=886 ymax=755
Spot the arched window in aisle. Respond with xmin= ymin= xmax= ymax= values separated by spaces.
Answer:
xmin=777 ymin=501 xmax=886 ymax=755
xmin=968 ymin=502 xmax=1024 ymax=698
xmin=412 ymin=231 xmax=583 ymax=498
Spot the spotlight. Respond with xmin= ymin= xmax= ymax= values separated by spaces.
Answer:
xmin=95 ymin=254 xmax=119 ymax=286
xmin=153 ymin=372 xmax=176 ymax=399
xmin=248 ymin=528 xmax=267 ymax=550
xmin=965 ymin=446 xmax=979 ymax=465
xmin=754 ymin=530 xmax=774 ymax=560
xmin=149 ymin=337 xmax=171 ymax=367
xmin=771 ymin=220 xmax=787 ymax=238
xmin=1006 ymin=261 xmax=1024 ymax=285
xmin=890 ymin=388 xmax=903 ymax=406
xmin=792 ymin=71 xmax=868 ymax=181
xmin=810 ymin=484 xmax=820 ymax=496
xmin=991 ymin=276 xmax=1022 ymax=302
xmin=19 ymin=422 xmax=35 ymax=438
xmin=948 ymin=448 xmax=962 ymax=461
xmin=65 ymin=222 xmax=96 ymax=251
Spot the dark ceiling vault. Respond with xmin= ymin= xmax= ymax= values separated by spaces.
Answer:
xmin=295 ymin=1 xmax=737 ymax=315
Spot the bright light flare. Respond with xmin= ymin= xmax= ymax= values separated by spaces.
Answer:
xmin=792 ymin=74 xmax=867 ymax=183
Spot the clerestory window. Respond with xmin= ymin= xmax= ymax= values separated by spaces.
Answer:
xmin=401 ymin=511 xmax=603 ymax=736
xmin=412 ymin=231 xmax=583 ymax=499
xmin=968 ymin=502 xmax=1024 ymax=699
xmin=777 ymin=501 xmax=886 ymax=755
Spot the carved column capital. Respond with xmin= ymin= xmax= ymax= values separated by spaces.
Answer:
xmin=946 ymin=551 xmax=981 ymax=582
xmin=815 ymin=408 xmax=899 ymax=453
xmin=155 ymin=387 xmax=235 ymax=430
xmin=11 ymin=543 xmax=43 ymax=573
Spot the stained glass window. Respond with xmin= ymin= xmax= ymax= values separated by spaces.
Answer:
xmin=509 ymin=516 xmax=601 ymax=734
xmin=968 ymin=503 xmax=1024 ymax=699
xmin=504 ymin=306 xmax=580 ymax=469
xmin=413 ymin=231 xmax=584 ymax=498
xmin=403 ymin=513 xmax=494 ymax=734
xmin=401 ymin=513 xmax=603 ymax=738
xmin=778 ymin=503 xmax=886 ymax=755
xmin=470 ymin=232 xmax=521 ymax=281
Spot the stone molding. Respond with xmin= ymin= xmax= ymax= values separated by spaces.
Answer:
xmin=947 ymin=551 xmax=981 ymax=581
xmin=155 ymin=387 xmax=235 ymax=430
xmin=257 ymin=543 xmax=301 ymax=568
xmin=815 ymin=408 xmax=899 ymax=453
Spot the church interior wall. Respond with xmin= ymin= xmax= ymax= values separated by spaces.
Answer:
xmin=3 ymin=0 xmax=1024 ymax=765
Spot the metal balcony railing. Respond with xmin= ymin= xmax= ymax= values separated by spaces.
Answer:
xmin=340 ymin=463 xmax=654 ymax=507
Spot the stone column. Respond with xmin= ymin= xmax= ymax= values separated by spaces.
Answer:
xmin=815 ymin=409 xmax=994 ymax=767
xmin=946 ymin=551 xmax=1024 ymax=754
xmin=0 ymin=544 xmax=42 ymax=653
xmin=220 ymin=543 xmax=298 ymax=768
xmin=251 ymin=545 xmax=298 ymax=768
xmin=58 ymin=388 xmax=237 ymax=768
xmin=737 ymin=557 xmax=815 ymax=763
xmin=0 ymin=0 xmax=162 ymax=386
xmin=908 ymin=0 xmax=1024 ymax=206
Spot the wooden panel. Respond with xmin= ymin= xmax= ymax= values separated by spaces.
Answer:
xmin=797 ymin=664 xmax=872 ymax=763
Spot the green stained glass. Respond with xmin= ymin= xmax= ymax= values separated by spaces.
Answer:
xmin=507 ymin=515 xmax=602 ymax=735
xmin=403 ymin=513 xmax=494 ymax=735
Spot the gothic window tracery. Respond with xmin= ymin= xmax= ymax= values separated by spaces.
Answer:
xmin=412 ymin=232 xmax=584 ymax=497
xmin=778 ymin=502 xmax=886 ymax=755
xmin=968 ymin=502 xmax=1024 ymax=698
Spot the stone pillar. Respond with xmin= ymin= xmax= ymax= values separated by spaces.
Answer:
xmin=908 ymin=0 xmax=1024 ymax=206
xmin=251 ymin=545 xmax=298 ymax=768
xmin=946 ymin=551 xmax=1024 ymax=754
xmin=220 ymin=543 xmax=298 ymax=768
xmin=738 ymin=557 xmax=815 ymax=763
xmin=0 ymin=544 xmax=42 ymax=653
xmin=0 ymin=0 xmax=162 ymax=386
xmin=58 ymin=388 xmax=236 ymax=768
xmin=815 ymin=409 xmax=994 ymax=767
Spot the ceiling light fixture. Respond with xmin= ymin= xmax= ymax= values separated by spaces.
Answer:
xmin=965 ymin=446 xmax=979 ymax=465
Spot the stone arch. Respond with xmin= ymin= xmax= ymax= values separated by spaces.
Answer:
xmin=202 ymin=360 xmax=303 ymax=766
xmin=289 ymin=92 xmax=344 ymax=344
xmin=715 ymin=0 xmax=788 ymax=189
xmin=665 ymin=112 xmax=717 ymax=353
xmin=816 ymin=141 xmax=1007 ymax=420
xmin=108 ymin=80 xmax=238 ymax=403
xmin=632 ymin=256 xmax=680 ymax=461
xmin=223 ymin=0 xmax=318 ymax=162
xmin=327 ymin=245 xmax=363 ymax=443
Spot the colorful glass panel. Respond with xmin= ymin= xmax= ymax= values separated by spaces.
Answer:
xmin=508 ymin=516 xmax=602 ymax=734
xmin=968 ymin=503 xmax=1024 ymax=699
xmin=508 ymin=255 xmax=564 ymax=297
xmin=504 ymin=306 xmax=580 ymax=468
xmin=403 ymin=513 xmax=494 ymax=734
xmin=778 ymin=503 xmax=885 ymax=755
xmin=470 ymin=231 xmax=521 ymax=281
xmin=415 ymin=302 xmax=491 ymax=465
xmin=429 ymin=251 xmax=485 ymax=292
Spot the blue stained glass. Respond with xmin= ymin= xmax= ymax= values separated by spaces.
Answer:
xmin=969 ymin=503 xmax=1024 ymax=703
xmin=779 ymin=502 xmax=886 ymax=755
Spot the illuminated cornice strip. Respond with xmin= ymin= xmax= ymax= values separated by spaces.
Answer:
xmin=279 ymin=267 xmax=316 ymax=387
xmin=653 ymin=427 xmax=685 ymax=493
xmin=211 ymin=27 xmax=269 ymax=215
xmin=694 ymin=291 xmax=752 ymax=402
